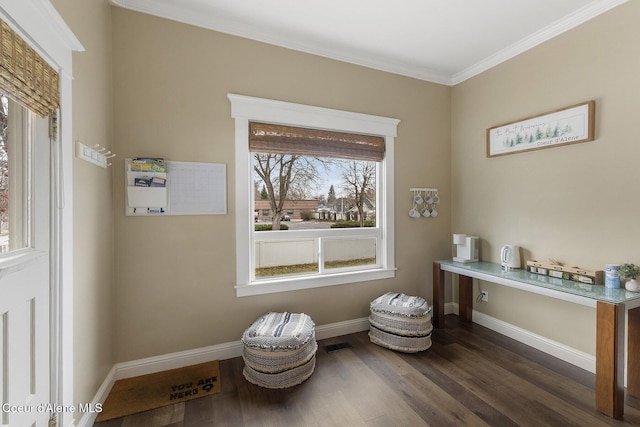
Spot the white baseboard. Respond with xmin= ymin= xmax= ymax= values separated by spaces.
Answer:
xmin=446 ymin=303 xmax=595 ymax=374
xmin=114 ymin=317 xmax=370 ymax=380
xmin=315 ymin=316 xmax=371 ymax=340
xmin=75 ymin=365 xmax=116 ymax=427
xmin=76 ymin=317 xmax=370 ymax=427
xmin=445 ymin=301 xmax=458 ymax=315
xmin=473 ymin=311 xmax=595 ymax=372
xmin=78 ymin=309 xmax=597 ymax=427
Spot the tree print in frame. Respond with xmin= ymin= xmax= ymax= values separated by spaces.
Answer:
xmin=487 ymin=101 xmax=595 ymax=157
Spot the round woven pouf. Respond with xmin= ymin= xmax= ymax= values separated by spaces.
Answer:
xmin=241 ymin=312 xmax=317 ymax=389
xmin=368 ymin=292 xmax=433 ymax=353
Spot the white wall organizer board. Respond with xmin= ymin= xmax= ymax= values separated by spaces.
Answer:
xmin=125 ymin=158 xmax=227 ymax=216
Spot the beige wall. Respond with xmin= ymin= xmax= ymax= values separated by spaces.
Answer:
xmin=451 ymin=1 xmax=640 ymax=354
xmin=111 ymin=7 xmax=451 ymax=362
xmin=45 ymin=0 xmax=634 ymax=406
xmin=50 ymin=0 xmax=115 ymax=416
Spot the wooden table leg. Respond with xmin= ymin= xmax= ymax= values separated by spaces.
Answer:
xmin=459 ymin=275 xmax=473 ymax=323
xmin=628 ymin=306 xmax=640 ymax=397
xmin=595 ymin=301 xmax=624 ymax=419
xmin=433 ymin=263 xmax=445 ymax=328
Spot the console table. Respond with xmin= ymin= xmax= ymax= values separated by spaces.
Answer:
xmin=433 ymin=260 xmax=640 ymax=419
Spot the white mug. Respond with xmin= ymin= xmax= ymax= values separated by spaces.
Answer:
xmin=421 ymin=207 xmax=431 ymax=218
xmin=409 ymin=208 xmax=420 ymax=218
xmin=430 ymin=207 xmax=438 ymax=217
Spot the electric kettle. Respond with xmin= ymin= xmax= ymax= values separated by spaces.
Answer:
xmin=500 ymin=245 xmax=521 ymax=270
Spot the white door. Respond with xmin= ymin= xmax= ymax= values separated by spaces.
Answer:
xmin=0 ymin=97 xmax=53 ymax=427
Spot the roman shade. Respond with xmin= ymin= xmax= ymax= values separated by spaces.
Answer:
xmin=0 ymin=20 xmax=59 ymax=118
xmin=249 ymin=122 xmax=385 ymax=161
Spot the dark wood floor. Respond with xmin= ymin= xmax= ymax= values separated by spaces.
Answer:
xmin=94 ymin=315 xmax=640 ymax=426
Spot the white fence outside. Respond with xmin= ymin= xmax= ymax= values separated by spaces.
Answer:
xmin=255 ymin=238 xmax=376 ymax=268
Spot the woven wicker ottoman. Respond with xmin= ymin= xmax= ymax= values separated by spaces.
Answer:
xmin=241 ymin=312 xmax=317 ymax=389
xmin=369 ymin=292 xmax=433 ymax=353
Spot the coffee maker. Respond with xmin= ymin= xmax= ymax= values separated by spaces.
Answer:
xmin=453 ymin=234 xmax=479 ymax=263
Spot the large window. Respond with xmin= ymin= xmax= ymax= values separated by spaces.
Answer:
xmin=229 ymin=94 xmax=399 ymax=297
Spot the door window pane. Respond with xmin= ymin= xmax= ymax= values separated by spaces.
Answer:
xmin=0 ymin=95 xmax=30 ymax=253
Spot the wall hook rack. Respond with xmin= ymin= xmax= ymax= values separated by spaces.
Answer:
xmin=75 ymin=141 xmax=116 ymax=168
xmin=409 ymin=187 xmax=439 ymax=219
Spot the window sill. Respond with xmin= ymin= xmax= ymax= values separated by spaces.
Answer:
xmin=236 ymin=267 xmax=396 ymax=297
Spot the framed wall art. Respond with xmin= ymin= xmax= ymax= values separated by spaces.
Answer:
xmin=487 ymin=100 xmax=595 ymax=157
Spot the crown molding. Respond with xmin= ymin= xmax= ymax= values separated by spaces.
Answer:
xmin=111 ymin=0 xmax=627 ymax=86
xmin=109 ymin=0 xmax=452 ymax=84
xmin=450 ymin=0 xmax=629 ymax=85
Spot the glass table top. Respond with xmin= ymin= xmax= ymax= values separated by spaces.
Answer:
xmin=437 ymin=260 xmax=640 ymax=305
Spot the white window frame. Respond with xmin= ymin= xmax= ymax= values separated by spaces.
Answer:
xmin=229 ymin=94 xmax=398 ymax=297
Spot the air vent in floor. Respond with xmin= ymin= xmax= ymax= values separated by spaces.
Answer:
xmin=324 ymin=342 xmax=353 ymax=353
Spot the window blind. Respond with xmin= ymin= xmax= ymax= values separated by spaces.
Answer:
xmin=0 ymin=20 xmax=59 ymax=118
xmin=249 ymin=122 xmax=385 ymax=161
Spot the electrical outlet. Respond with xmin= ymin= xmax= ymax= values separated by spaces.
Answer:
xmin=480 ymin=291 xmax=488 ymax=302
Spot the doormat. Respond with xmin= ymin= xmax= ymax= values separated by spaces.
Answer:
xmin=95 ymin=360 xmax=220 ymax=422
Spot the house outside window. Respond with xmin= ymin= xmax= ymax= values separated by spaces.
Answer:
xmin=229 ymin=94 xmax=399 ymax=297
xmin=254 ymin=200 xmax=320 ymax=221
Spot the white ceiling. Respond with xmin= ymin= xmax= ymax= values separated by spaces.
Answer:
xmin=110 ymin=0 xmax=627 ymax=85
